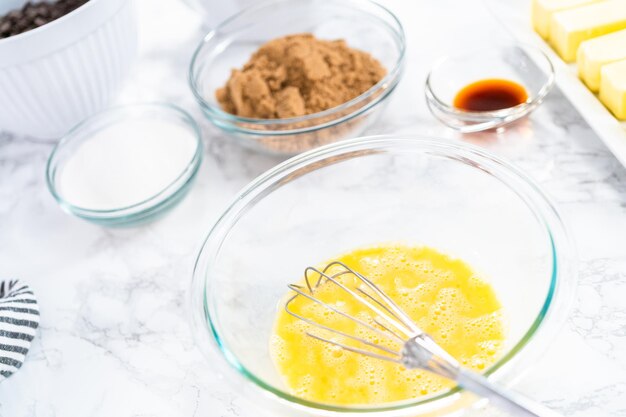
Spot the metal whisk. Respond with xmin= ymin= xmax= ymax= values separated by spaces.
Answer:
xmin=285 ymin=261 xmax=561 ymax=417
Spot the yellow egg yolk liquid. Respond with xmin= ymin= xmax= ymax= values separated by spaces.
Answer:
xmin=270 ymin=244 xmax=505 ymax=406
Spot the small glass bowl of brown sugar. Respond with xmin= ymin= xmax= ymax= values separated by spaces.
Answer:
xmin=189 ymin=0 xmax=405 ymax=156
xmin=425 ymin=44 xmax=555 ymax=133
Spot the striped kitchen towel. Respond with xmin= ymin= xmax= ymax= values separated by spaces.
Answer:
xmin=0 ymin=279 xmax=39 ymax=381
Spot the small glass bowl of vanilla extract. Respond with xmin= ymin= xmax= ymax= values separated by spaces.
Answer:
xmin=425 ymin=44 xmax=555 ymax=132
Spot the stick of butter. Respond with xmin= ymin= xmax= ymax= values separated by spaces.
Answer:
xmin=532 ymin=0 xmax=604 ymax=39
xmin=600 ymin=59 xmax=626 ymax=119
xmin=550 ymin=0 xmax=626 ymax=62
xmin=578 ymin=29 xmax=626 ymax=92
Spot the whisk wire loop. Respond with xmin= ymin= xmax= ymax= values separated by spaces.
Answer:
xmin=285 ymin=285 xmax=403 ymax=354
xmin=285 ymin=262 xmax=457 ymax=368
xmin=284 ymin=261 xmax=563 ymax=417
xmin=302 ymin=264 xmax=413 ymax=338
xmin=324 ymin=262 xmax=423 ymax=336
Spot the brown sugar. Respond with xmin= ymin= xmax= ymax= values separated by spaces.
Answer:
xmin=216 ymin=33 xmax=387 ymax=119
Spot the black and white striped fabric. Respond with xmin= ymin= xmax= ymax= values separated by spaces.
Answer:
xmin=0 ymin=279 xmax=39 ymax=381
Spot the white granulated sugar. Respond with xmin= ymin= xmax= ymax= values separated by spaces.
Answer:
xmin=58 ymin=119 xmax=197 ymax=210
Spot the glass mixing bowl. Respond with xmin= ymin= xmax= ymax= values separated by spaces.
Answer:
xmin=46 ymin=103 xmax=203 ymax=226
xmin=190 ymin=136 xmax=575 ymax=416
xmin=425 ymin=44 xmax=555 ymax=133
xmin=188 ymin=0 xmax=405 ymax=156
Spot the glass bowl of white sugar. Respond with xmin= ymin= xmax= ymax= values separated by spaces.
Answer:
xmin=46 ymin=103 xmax=203 ymax=226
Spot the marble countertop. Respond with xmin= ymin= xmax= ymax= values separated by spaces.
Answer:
xmin=1 ymin=0 xmax=625 ymax=416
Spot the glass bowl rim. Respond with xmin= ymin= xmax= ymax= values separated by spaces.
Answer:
xmin=187 ymin=0 xmax=406 ymax=130
xmin=191 ymin=135 xmax=574 ymax=413
xmin=424 ymin=43 xmax=555 ymax=119
xmin=46 ymin=102 xmax=203 ymax=221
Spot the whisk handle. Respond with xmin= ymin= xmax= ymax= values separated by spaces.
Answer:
xmin=456 ymin=369 xmax=563 ymax=417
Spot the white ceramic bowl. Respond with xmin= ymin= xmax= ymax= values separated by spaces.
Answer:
xmin=0 ymin=0 xmax=138 ymax=139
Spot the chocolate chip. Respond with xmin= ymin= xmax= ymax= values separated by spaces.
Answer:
xmin=36 ymin=5 xmax=51 ymax=17
xmin=25 ymin=8 xmax=38 ymax=19
xmin=7 ymin=11 xmax=22 ymax=21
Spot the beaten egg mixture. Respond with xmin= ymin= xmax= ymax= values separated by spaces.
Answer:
xmin=270 ymin=244 xmax=505 ymax=405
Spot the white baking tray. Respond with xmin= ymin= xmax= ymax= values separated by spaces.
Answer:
xmin=486 ymin=0 xmax=626 ymax=166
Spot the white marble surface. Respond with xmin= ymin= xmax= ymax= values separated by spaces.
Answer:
xmin=1 ymin=0 xmax=626 ymax=416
